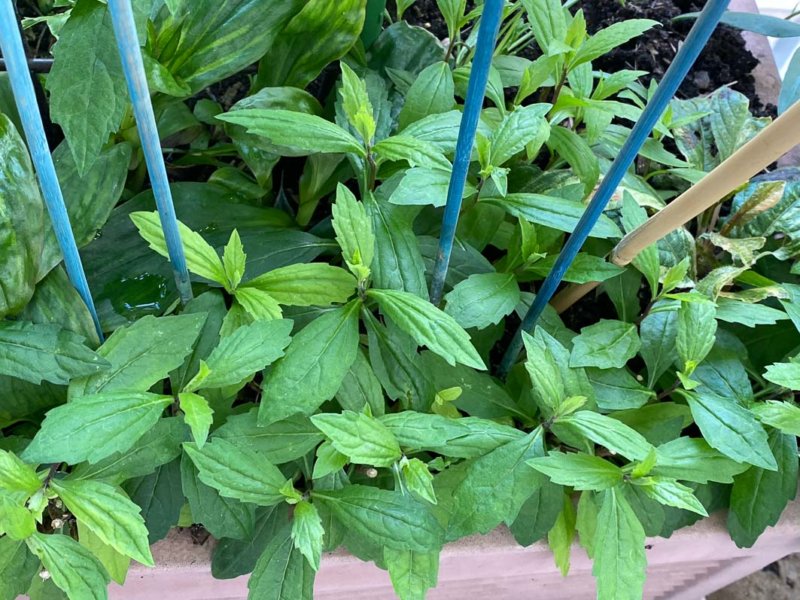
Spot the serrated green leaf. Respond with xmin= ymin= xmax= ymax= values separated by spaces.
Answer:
xmin=23 ymin=392 xmax=172 ymax=465
xmin=489 ymin=104 xmax=551 ymax=166
xmin=555 ymin=411 xmax=653 ymax=461
xmin=527 ymin=452 xmax=623 ymax=491
xmin=332 ymin=184 xmax=375 ymax=273
xmin=0 ymin=537 xmax=40 ymax=600
xmin=311 ymin=411 xmax=401 ymax=468
xmin=259 ymin=301 xmax=360 ymax=425
xmin=52 ymin=479 xmax=152 ymax=566
xmin=398 ymin=61 xmax=454 ymax=130
xmin=0 ymin=494 xmax=36 ymax=540
xmin=214 ymin=410 xmax=324 ymax=465
xmin=312 ymin=441 xmax=349 ymax=480
xmin=131 ymin=211 xmax=226 ymax=285
xmin=217 ymin=110 xmax=365 ymax=157
xmin=676 ymin=299 xmax=717 ymax=374
xmin=70 ymin=313 xmax=205 ymax=396
xmin=291 ymin=501 xmax=324 ymax=571
xmin=26 ymin=533 xmax=109 ymax=600
xmin=592 ymin=488 xmax=647 ymax=600
xmin=444 ymin=272 xmax=520 ymax=330
xmin=547 ymin=492 xmax=576 ymax=577
xmin=634 ymin=477 xmax=707 ymax=516
xmin=652 ymin=437 xmax=749 ymax=484
xmin=188 ymin=319 xmax=292 ymax=392
xmin=234 ymin=287 xmax=283 ymax=321
xmin=179 ymin=393 xmax=214 ymax=448
xmin=0 ymin=450 xmax=41 ymax=496
xmin=764 ymin=361 xmax=800 ymax=391
xmin=571 ymin=19 xmax=658 ymax=67
xmin=247 ymin=522 xmax=315 ymax=600
xmin=183 ymin=439 xmax=287 ymax=507
xmin=46 ymin=0 xmax=127 ymax=174
xmin=402 ymin=458 xmax=437 ymax=505
xmin=222 ymin=230 xmax=247 ymax=291
xmin=728 ymin=430 xmax=798 ymax=548
xmin=77 ymin=523 xmax=130 ymax=586
xmin=0 ymin=321 xmax=107 ymax=385
xmin=368 ymin=289 xmax=485 ymax=369
xmin=335 ymin=349 xmax=385 ymax=416
xmin=241 ymin=264 xmax=356 ymax=307
xmin=384 ymin=548 xmax=440 ymax=600
xmin=312 ymin=485 xmax=444 ymax=551
xmin=751 ymin=400 xmax=800 ymax=437
xmin=570 ymin=320 xmax=641 ymax=369
xmin=339 ymin=63 xmax=375 ymax=144
xmin=639 ymin=307 xmax=678 ymax=387
xmin=586 ymin=367 xmax=654 ymax=411
xmin=683 ymin=390 xmax=776 ymax=470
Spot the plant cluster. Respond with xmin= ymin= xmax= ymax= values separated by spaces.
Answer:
xmin=1 ymin=1 xmax=800 ymax=599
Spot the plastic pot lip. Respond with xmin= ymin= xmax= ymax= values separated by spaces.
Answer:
xmin=112 ymin=498 xmax=800 ymax=600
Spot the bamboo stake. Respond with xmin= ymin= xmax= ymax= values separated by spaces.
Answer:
xmin=552 ymin=99 xmax=800 ymax=314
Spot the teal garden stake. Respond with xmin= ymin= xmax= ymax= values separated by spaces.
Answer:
xmin=108 ymin=0 xmax=193 ymax=303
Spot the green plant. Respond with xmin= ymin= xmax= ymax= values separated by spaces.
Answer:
xmin=2 ymin=1 xmax=800 ymax=600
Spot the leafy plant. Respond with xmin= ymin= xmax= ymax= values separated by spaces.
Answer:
xmin=2 ymin=1 xmax=800 ymax=600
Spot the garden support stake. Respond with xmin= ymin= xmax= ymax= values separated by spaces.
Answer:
xmin=551 ymin=98 xmax=800 ymax=315
xmin=0 ymin=0 xmax=103 ymax=339
xmin=430 ymin=0 xmax=504 ymax=306
xmin=108 ymin=0 xmax=193 ymax=304
xmin=497 ymin=0 xmax=731 ymax=378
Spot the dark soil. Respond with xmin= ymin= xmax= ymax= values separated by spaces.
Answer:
xmin=582 ymin=0 xmax=771 ymax=115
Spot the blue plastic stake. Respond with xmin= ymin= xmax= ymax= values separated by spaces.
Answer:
xmin=430 ymin=0 xmax=504 ymax=306
xmin=497 ymin=0 xmax=731 ymax=377
xmin=0 ymin=0 xmax=104 ymax=339
xmin=108 ymin=0 xmax=193 ymax=304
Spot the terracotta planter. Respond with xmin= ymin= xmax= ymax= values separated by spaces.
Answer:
xmin=98 ymin=500 xmax=800 ymax=600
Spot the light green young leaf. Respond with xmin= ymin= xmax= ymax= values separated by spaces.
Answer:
xmin=0 ymin=450 xmax=42 ymax=495
xmin=187 ymin=319 xmax=293 ymax=391
xmin=46 ymin=0 xmax=127 ymax=174
xmin=26 ymin=532 xmax=110 ymax=600
xmin=217 ymin=109 xmax=365 ymax=157
xmin=522 ymin=329 xmax=565 ymax=417
xmin=436 ymin=0 xmax=466 ymax=38
xmin=676 ymin=300 xmax=717 ymax=374
xmin=728 ymin=431 xmax=798 ymax=548
xmin=390 ymin=167 xmax=463 ymax=208
xmin=0 ymin=494 xmax=36 ymax=540
xmin=683 ymin=390 xmax=777 ymax=470
xmin=556 ymin=411 xmax=653 ymax=461
xmin=527 ymin=452 xmax=623 ymax=491
xmin=751 ymin=400 xmax=800 ymax=437
xmin=241 ymin=264 xmax=356 ymax=307
xmin=384 ymin=548 xmax=440 ymax=600
xmin=259 ymin=301 xmax=360 ymax=425
xmin=367 ymin=289 xmax=485 ymax=369
xmin=23 ymin=392 xmax=173 ymax=465
xmin=70 ymin=313 xmax=205 ymax=396
xmin=222 ymin=230 xmax=247 ymax=291
xmin=444 ymin=272 xmax=520 ymax=330
xmin=179 ymin=392 xmax=214 ymax=448
xmin=398 ymin=61 xmax=455 ymax=130
xmin=312 ymin=485 xmax=444 ymax=552
xmin=547 ymin=493 xmax=576 ymax=577
xmin=571 ymin=20 xmax=659 ymax=67
xmin=489 ymin=104 xmax=551 ymax=166
xmin=569 ymin=320 xmax=641 ymax=369
xmin=131 ymin=211 xmax=226 ymax=285
xmin=248 ymin=522 xmax=315 ymax=600
xmin=652 ymin=437 xmax=749 ymax=484
xmin=592 ymin=488 xmax=647 ymax=600
xmin=764 ymin=361 xmax=800 ymax=391
xmin=634 ymin=477 xmax=707 ymax=516
xmin=0 ymin=321 xmax=107 ymax=385
xmin=51 ymin=479 xmax=153 ymax=566
xmin=332 ymin=184 xmax=375 ymax=274
xmin=234 ymin=287 xmax=284 ymax=321
xmin=523 ymin=0 xmax=568 ymax=55
xmin=312 ymin=441 xmax=349 ymax=480
xmin=639 ymin=307 xmax=679 ymax=387
xmin=77 ymin=523 xmax=130 ymax=586
xmin=311 ymin=411 xmax=402 ymax=468
xmin=183 ymin=439 xmax=287 ymax=507
xmin=402 ymin=458 xmax=437 ymax=505
xmin=291 ymin=500 xmax=324 ymax=571
xmin=373 ymin=135 xmax=451 ymax=170
xmin=339 ymin=63 xmax=376 ymax=144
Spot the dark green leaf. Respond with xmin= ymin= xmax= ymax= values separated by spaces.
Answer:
xmin=653 ymin=437 xmax=749 ymax=484
xmin=247 ymin=522 xmax=315 ymax=600
xmin=124 ymin=459 xmax=184 ymax=544
xmin=570 ymin=320 xmax=641 ymax=369
xmin=444 ymin=272 xmax=520 ymax=330
xmin=212 ymin=504 xmax=289 ymax=579
xmin=0 ymin=537 xmax=39 ymax=600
